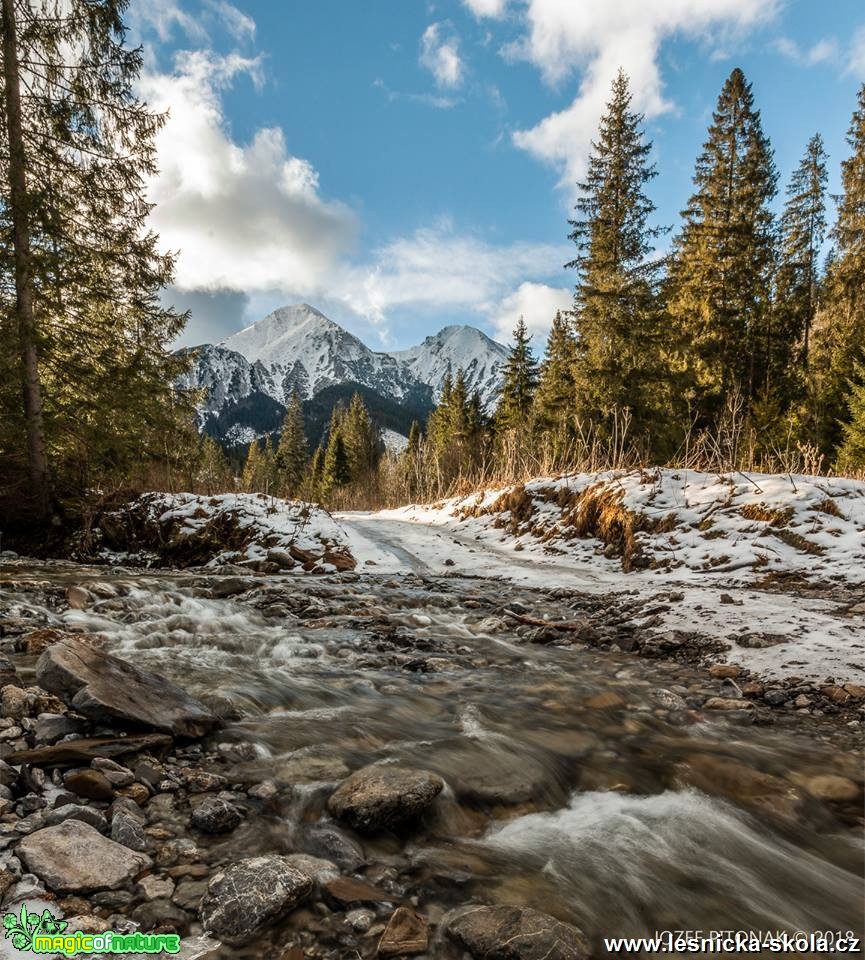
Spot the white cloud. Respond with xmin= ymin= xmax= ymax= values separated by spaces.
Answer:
xmin=131 ymin=0 xmax=207 ymax=43
xmin=775 ymin=36 xmax=838 ymax=67
xmin=331 ymin=223 xmax=568 ymax=335
xmin=462 ymin=0 xmax=509 ymax=18
xmin=142 ymin=50 xmax=357 ymax=293
xmin=205 ymin=0 xmax=256 ymax=41
xmin=508 ymin=0 xmax=778 ymax=190
xmin=420 ymin=22 xmax=465 ymax=89
xmin=486 ymin=281 xmax=571 ymax=343
xmin=373 ymin=77 xmax=459 ymax=109
xmin=848 ymin=27 xmax=865 ymax=78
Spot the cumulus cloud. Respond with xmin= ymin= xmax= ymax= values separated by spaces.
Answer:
xmin=204 ymin=0 xmax=256 ymax=41
xmin=775 ymin=36 xmax=838 ymax=67
xmin=486 ymin=281 xmax=571 ymax=343
xmin=462 ymin=0 xmax=509 ymax=18
xmin=848 ymin=27 xmax=865 ymax=78
xmin=420 ymin=22 xmax=465 ymax=89
xmin=333 ymin=223 xmax=567 ymax=333
xmin=141 ymin=50 xmax=358 ymax=294
xmin=508 ymin=0 xmax=778 ymax=189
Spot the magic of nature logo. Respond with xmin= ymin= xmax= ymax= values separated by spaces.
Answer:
xmin=3 ymin=904 xmax=181 ymax=955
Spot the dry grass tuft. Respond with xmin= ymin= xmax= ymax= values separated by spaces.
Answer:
xmin=740 ymin=503 xmax=795 ymax=527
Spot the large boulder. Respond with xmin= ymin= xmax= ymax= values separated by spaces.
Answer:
xmin=200 ymin=856 xmax=313 ymax=945
xmin=327 ymin=764 xmax=444 ymax=834
xmin=16 ymin=820 xmax=151 ymax=893
xmin=445 ymin=905 xmax=591 ymax=960
xmin=36 ymin=639 xmax=219 ymax=737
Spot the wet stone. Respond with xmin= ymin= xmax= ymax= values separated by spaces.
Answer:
xmin=17 ymin=820 xmax=151 ymax=893
xmin=64 ymin=769 xmax=115 ymax=801
xmin=445 ymin=905 xmax=591 ymax=960
xmin=190 ymin=796 xmax=242 ymax=834
xmin=111 ymin=811 xmax=149 ymax=851
xmin=200 ymin=855 xmax=314 ymax=945
xmin=327 ymin=765 xmax=444 ymax=834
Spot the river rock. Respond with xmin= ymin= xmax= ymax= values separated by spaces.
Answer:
xmin=35 ymin=712 xmax=84 ymax=744
xmin=5 ymin=733 xmax=172 ymax=767
xmin=445 ymin=905 xmax=590 ymax=960
xmin=190 ymin=797 xmax=242 ymax=834
xmin=1 ymin=684 xmax=29 ymax=720
xmin=327 ymin=765 xmax=444 ymax=833
xmin=111 ymin=811 xmax=149 ymax=851
xmin=200 ymin=856 xmax=313 ymax=945
xmin=36 ymin=638 xmax=219 ymax=737
xmin=64 ymin=768 xmax=115 ymax=801
xmin=17 ymin=820 xmax=151 ymax=892
xmin=804 ymin=774 xmax=861 ymax=802
xmin=378 ymin=906 xmax=429 ymax=956
xmin=45 ymin=804 xmax=108 ymax=833
xmin=678 ymin=753 xmax=801 ymax=820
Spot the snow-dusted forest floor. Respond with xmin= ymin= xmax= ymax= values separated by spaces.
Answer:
xmin=338 ymin=469 xmax=865 ymax=684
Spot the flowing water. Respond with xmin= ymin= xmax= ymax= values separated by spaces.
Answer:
xmin=2 ymin=559 xmax=863 ymax=955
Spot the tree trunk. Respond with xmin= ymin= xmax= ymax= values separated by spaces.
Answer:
xmin=2 ymin=0 xmax=51 ymax=519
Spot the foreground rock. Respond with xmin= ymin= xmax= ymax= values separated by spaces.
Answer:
xmin=445 ymin=905 xmax=591 ymax=960
xmin=36 ymin=638 xmax=219 ymax=737
xmin=327 ymin=765 xmax=444 ymax=834
xmin=17 ymin=820 xmax=152 ymax=892
xmin=5 ymin=733 xmax=172 ymax=766
xmin=378 ymin=906 xmax=429 ymax=956
xmin=200 ymin=856 xmax=313 ymax=945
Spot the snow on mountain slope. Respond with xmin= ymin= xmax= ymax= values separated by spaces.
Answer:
xmin=389 ymin=325 xmax=508 ymax=410
xmin=180 ymin=304 xmax=509 ymax=443
xmin=220 ymin=303 xmax=422 ymax=403
xmin=176 ymin=344 xmax=278 ymax=423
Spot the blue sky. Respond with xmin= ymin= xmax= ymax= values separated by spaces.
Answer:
xmin=133 ymin=0 xmax=865 ymax=351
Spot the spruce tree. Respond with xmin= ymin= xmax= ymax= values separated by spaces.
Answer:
xmin=342 ymin=393 xmax=379 ymax=478
xmin=667 ymin=68 xmax=778 ymax=421
xmin=275 ymin=393 xmax=308 ymax=498
xmin=809 ymin=85 xmax=865 ymax=459
xmin=407 ymin=420 xmax=423 ymax=455
xmin=0 ymin=0 xmax=189 ymax=520
xmin=568 ymin=70 xmax=670 ymax=451
xmin=776 ymin=134 xmax=828 ymax=375
xmin=533 ymin=312 xmax=578 ymax=439
xmin=322 ymin=430 xmax=351 ymax=496
xmin=495 ymin=318 xmax=538 ymax=432
xmin=197 ymin=436 xmax=231 ymax=494
xmin=836 ymin=364 xmax=865 ymax=472
xmin=242 ymin=441 xmax=261 ymax=492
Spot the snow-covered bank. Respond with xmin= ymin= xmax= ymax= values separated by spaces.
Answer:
xmin=394 ymin=469 xmax=865 ymax=585
xmin=98 ymin=492 xmax=355 ymax=572
xmin=338 ymin=469 xmax=865 ymax=684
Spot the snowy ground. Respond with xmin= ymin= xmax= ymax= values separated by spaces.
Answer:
xmin=100 ymin=492 xmax=353 ymax=572
xmin=336 ymin=469 xmax=865 ymax=685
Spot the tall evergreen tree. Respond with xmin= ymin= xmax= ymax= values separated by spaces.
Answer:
xmin=533 ymin=312 xmax=578 ymax=439
xmin=776 ymin=134 xmax=828 ymax=376
xmin=241 ymin=441 xmax=262 ymax=492
xmin=0 ymin=0 xmax=189 ymax=520
xmin=197 ymin=436 xmax=231 ymax=494
xmin=275 ymin=393 xmax=308 ymax=498
xmin=667 ymin=68 xmax=778 ymax=420
xmin=495 ymin=318 xmax=539 ymax=432
xmin=342 ymin=393 xmax=379 ymax=479
xmin=322 ymin=430 xmax=351 ymax=495
xmin=568 ymin=70 xmax=670 ymax=450
xmin=808 ymin=85 xmax=865 ymax=458
xmin=835 ymin=364 xmax=865 ymax=472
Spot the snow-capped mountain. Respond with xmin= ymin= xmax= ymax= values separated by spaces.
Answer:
xmin=220 ymin=304 xmax=423 ymax=403
xmin=180 ymin=303 xmax=508 ymax=444
xmin=389 ymin=325 xmax=508 ymax=410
